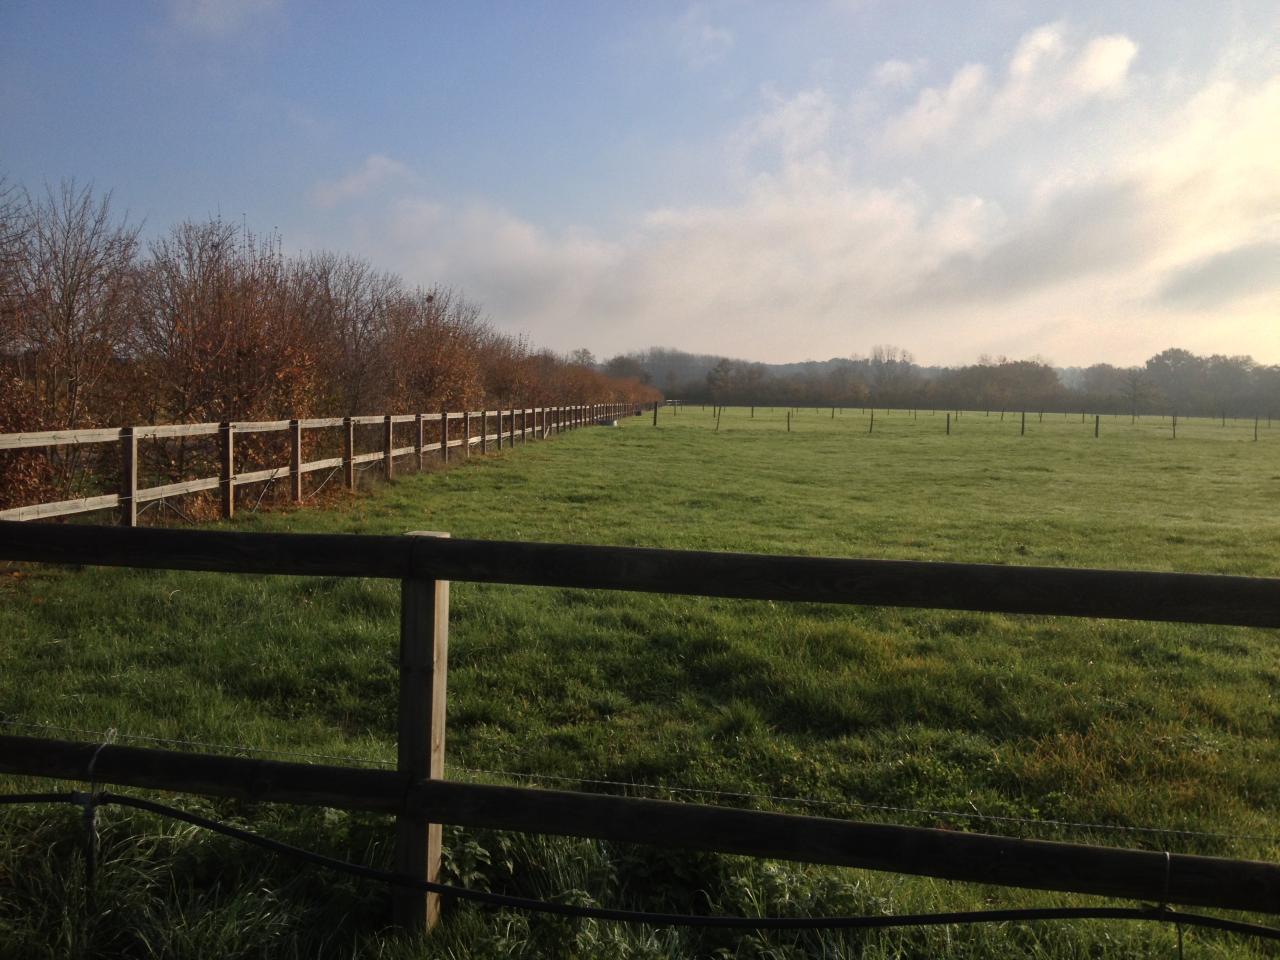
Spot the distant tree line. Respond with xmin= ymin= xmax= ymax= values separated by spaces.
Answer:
xmin=603 ymin=346 xmax=1280 ymax=420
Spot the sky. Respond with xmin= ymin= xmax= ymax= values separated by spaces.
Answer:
xmin=2 ymin=1 xmax=1278 ymax=367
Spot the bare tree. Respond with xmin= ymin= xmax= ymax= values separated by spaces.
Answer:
xmin=16 ymin=181 xmax=139 ymax=428
xmin=0 ymin=177 xmax=28 ymax=354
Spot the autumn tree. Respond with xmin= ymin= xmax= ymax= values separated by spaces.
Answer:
xmin=15 ymin=181 xmax=139 ymax=428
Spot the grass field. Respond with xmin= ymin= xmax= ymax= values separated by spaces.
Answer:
xmin=3 ymin=405 xmax=1280 ymax=958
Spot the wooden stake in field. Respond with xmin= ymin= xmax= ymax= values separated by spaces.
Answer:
xmin=1173 ymin=413 xmax=1177 ymax=439
xmin=868 ymin=410 xmax=874 ymax=434
xmin=652 ymin=403 xmax=658 ymax=427
xmin=786 ymin=410 xmax=791 ymax=433
xmin=1021 ymin=411 xmax=1025 ymax=436
xmin=946 ymin=412 xmax=951 ymax=435
xmin=1095 ymin=415 xmax=1100 ymax=438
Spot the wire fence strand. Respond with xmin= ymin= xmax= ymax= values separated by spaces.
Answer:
xmin=2 ymin=789 xmax=1278 ymax=941
xmin=4 ymin=718 xmax=1277 ymax=848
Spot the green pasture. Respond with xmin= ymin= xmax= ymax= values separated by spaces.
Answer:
xmin=2 ymin=405 xmax=1279 ymax=958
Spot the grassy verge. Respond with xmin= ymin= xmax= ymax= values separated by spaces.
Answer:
xmin=3 ymin=406 xmax=1279 ymax=957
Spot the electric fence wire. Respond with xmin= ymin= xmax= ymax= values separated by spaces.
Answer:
xmin=1 ymin=789 xmax=1277 ymax=941
xmin=4 ymin=718 xmax=1278 ymax=847
xmin=304 ymin=465 xmax=342 ymax=501
xmin=249 ymin=472 xmax=284 ymax=513
xmin=0 ymin=720 xmax=397 ymax=768
xmin=453 ymin=764 xmax=1280 ymax=847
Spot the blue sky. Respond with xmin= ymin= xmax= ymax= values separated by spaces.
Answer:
xmin=3 ymin=1 xmax=1278 ymax=365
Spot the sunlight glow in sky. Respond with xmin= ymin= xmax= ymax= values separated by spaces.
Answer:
xmin=3 ymin=1 xmax=1277 ymax=365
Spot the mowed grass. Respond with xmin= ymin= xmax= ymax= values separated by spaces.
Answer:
xmin=3 ymin=405 xmax=1280 ymax=958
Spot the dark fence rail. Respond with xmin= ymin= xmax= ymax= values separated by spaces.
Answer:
xmin=6 ymin=734 xmax=1279 ymax=915
xmin=3 ymin=522 xmax=1279 ymax=932
xmin=2 ymin=522 xmax=1279 ymax=627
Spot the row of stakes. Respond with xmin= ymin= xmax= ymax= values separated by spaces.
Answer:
xmin=651 ymin=404 xmax=1271 ymax=440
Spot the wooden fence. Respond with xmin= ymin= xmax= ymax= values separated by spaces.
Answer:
xmin=0 ymin=403 xmax=636 ymax=525
xmin=2 ymin=522 xmax=1280 ymax=932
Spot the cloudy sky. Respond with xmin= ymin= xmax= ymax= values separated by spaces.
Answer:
xmin=3 ymin=1 xmax=1278 ymax=365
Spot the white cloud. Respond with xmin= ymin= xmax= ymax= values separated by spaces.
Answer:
xmin=163 ymin=0 xmax=282 ymax=38
xmin=883 ymin=22 xmax=1138 ymax=153
xmin=324 ymin=28 xmax=1279 ymax=365
xmin=1070 ymin=35 xmax=1139 ymax=97
xmin=882 ymin=62 xmax=989 ymax=152
xmin=872 ymin=58 xmax=925 ymax=89
xmin=310 ymin=155 xmax=414 ymax=209
xmin=732 ymin=88 xmax=836 ymax=171
xmin=672 ymin=4 xmax=734 ymax=68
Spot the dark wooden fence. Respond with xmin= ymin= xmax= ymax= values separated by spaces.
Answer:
xmin=2 ymin=522 xmax=1280 ymax=932
xmin=0 ymin=403 xmax=632 ymax=525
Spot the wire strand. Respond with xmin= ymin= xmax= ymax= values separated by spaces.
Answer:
xmin=455 ymin=766 xmax=1280 ymax=846
xmin=0 ymin=720 xmax=395 ymax=768
xmin=4 ymin=719 xmax=1276 ymax=846
xmin=1 ymin=790 xmax=1278 ymax=940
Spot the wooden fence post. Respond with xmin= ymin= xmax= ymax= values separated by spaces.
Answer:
xmin=1021 ymin=411 xmax=1026 ymax=436
xmin=946 ymin=412 xmax=951 ymax=435
xmin=395 ymin=530 xmax=451 ymax=933
xmin=220 ymin=422 xmax=235 ymax=519
xmin=290 ymin=419 xmax=302 ymax=503
xmin=343 ymin=417 xmax=355 ymax=489
xmin=481 ymin=411 xmax=489 ymax=454
xmin=384 ymin=415 xmax=395 ymax=482
xmin=653 ymin=403 xmax=658 ymax=427
xmin=415 ymin=414 xmax=424 ymax=471
xmin=521 ymin=407 xmax=527 ymax=444
xmin=440 ymin=410 xmax=449 ymax=463
xmin=1095 ymin=415 xmax=1100 ymax=438
xmin=120 ymin=426 xmax=137 ymax=527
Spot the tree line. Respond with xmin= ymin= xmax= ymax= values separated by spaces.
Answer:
xmin=0 ymin=179 xmax=659 ymax=434
xmin=0 ymin=178 xmax=659 ymax=510
xmin=603 ymin=346 xmax=1280 ymax=419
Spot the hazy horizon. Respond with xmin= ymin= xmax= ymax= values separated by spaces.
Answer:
xmin=4 ymin=1 xmax=1277 ymax=366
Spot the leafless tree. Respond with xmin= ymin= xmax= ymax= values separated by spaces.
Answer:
xmin=16 ymin=180 xmax=139 ymax=428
